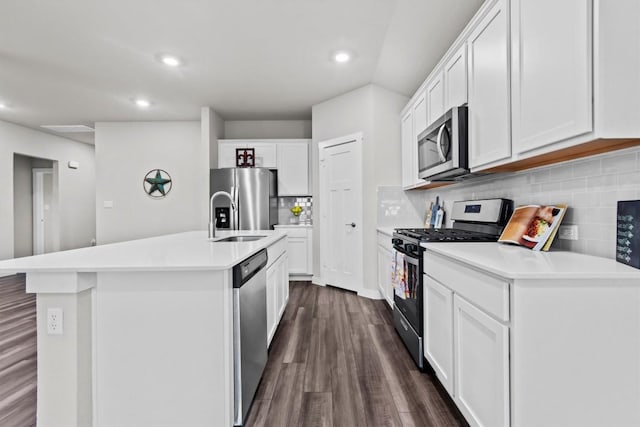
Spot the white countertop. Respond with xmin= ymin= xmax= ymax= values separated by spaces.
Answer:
xmin=0 ymin=230 xmax=286 ymax=274
xmin=274 ymin=224 xmax=313 ymax=228
xmin=377 ymin=227 xmax=395 ymax=237
xmin=422 ymin=242 xmax=640 ymax=280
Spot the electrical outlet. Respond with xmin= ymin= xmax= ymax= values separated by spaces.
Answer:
xmin=47 ymin=308 xmax=63 ymax=335
xmin=558 ymin=225 xmax=579 ymax=241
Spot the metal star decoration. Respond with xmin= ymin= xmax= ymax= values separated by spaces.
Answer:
xmin=143 ymin=169 xmax=172 ymax=198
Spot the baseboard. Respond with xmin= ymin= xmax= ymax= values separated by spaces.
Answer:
xmin=311 ymin=276 xmax=324 ymax=286
xmin=0 ymin=272 xmax=18 ymax=278
xmin=358 ymin=288 xmax=383 ymax=300
xmin=289 ymin=274 xmax=312 ymax=282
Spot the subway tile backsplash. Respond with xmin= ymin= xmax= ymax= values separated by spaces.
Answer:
xmin=379 ymin=146 xmax=640 ymax=260
xmin=278 ymin=197 xmax=313 ymax=225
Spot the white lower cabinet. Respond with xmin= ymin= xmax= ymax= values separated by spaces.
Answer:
xmin=454 ymin=295 xmax=509 ymax=427
xmin=424 ymin=276 xmax=454 ymax=396
xmin=376 ymin=232 xmax=393 ymax=307
xmin=274 ymin=226 xmax=312 ymax=277
xmin=266 ymin=250 xmax=289 ymax=346
xmin=425 ymin=251 xmax=509 ymax=427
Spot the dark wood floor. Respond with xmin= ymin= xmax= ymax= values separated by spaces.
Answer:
xmin=0 ymin=274 xmax=36 ymax=427
xmin=247 ymin=281 xmax=466 ymax=427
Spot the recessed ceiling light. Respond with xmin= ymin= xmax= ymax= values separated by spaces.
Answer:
xmin=160 ymin=55 xmax=182 ymax=67
xmin=135 ymin=99 xmax=151 ymax=108
xmin=0 ymin=103 xmax=7 ymax=109
xmin=334 ymin=51 xmax=351 ymax=63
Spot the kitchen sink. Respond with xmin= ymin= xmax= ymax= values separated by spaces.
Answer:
xmin=215 ymin=235 xmax=266 ymax=242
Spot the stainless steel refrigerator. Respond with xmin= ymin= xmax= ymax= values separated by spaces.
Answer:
xmin=209 ymin=168 xmax=278 ymax=231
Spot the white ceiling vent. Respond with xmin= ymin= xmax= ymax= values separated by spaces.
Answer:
xmin=40 ymin=125 xmax=94 ymax=133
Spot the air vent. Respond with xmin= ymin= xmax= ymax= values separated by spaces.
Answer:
xmin=40 ymin=125 xmax=94 ymax=133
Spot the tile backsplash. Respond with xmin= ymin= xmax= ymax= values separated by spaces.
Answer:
xmin=278 ymin=197 xmax=313 ymax=225
xmin=379 ymin=146 xmax=640 ymax=259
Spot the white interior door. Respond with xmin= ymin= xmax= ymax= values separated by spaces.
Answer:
xmin=319 ymin=133 xmax=363 ymax=293
xmin=33 ymin=168 xmax=54 ymax=255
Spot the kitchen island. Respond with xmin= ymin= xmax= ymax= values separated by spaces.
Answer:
xmin=0 ymin=230 xmax=288 ymax=427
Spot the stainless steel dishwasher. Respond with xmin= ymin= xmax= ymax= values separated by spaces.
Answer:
xmin=233 ymin=249 xmax=268 ymax=426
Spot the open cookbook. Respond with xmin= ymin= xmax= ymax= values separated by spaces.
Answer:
xmin=498 ymin=204 xmax=567 ymax=251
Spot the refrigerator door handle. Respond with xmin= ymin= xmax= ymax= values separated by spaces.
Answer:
xmin=231 ymin=185 xmax=239 ymax=230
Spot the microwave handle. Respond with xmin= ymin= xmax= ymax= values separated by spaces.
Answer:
xmin=436 ymin=124 xmax=447 ymax=162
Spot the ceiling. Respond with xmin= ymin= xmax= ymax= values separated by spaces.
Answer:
xmin=0 ymin=0 xmax=484 ymax=144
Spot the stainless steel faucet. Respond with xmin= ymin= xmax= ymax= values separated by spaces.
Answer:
xmin=209 ymin=189 xmax=237 ymax=240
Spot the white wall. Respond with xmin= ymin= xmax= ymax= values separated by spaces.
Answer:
xmin=0 ymin=120 xmax=96 ymax=261
xmin=312 ymin=84 xmax=408 ymax=293
xmin=202 ymin=107 xmax=225 ymax=169
xmin=95 ymin=121 xmax=207 ymax=244
xmin=13 ymin=154 xmax=33 ymax=258
xmin=224 ymin=120 xmax=311 ymax=139
xmin=13 ymin=155 xmax=55 ymax=257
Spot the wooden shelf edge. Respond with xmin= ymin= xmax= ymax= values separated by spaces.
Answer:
xmin=483 ymin=138 xmax=640 ymax=173
xmin=407 ymin=181 xmax=452 ymax=190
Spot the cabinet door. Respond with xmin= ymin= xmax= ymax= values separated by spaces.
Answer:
xmin=305 ymin=230 xmax=313 ymax=275
xmin=444 ymin=44 xmax=468 ymax=110
xmin=511 ymin=0 xmax=592 ymax=154
xmin=218 ymin=143 xmax=240 ymax=168
xmin=401 ymin=110 xmax=418 ymax=189
xmin=287 ymin=236 xmax=309 ymax=274
xmin=454 ymin=295 xmax=509 ymax=427
xmin=266 ymin=263 xmax=278 ymax=345
xmin=277 ymin=255 xmax=288 ymax=319
xmin=413 ymin=91 xmax=428 ymax=138
xmin=424 ymin=277 xmax=454 ymax=396
xmin=377 ymin=245 xmax=393 ymax=307
xmin=277 ymin=142 xmax=310 ymax=196
xmin=427 ymin=71 xmax=445 ymax=125
xmin=468 ymin=0 xmax=511 ymax=169
xmin=384 ymin=247 xmax=393 ymax=306
xmin=252 ymin=143 xmax=278 ymax=168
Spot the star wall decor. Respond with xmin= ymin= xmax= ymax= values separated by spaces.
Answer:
xmin=143 ymin=169 xmax=172 ymax=198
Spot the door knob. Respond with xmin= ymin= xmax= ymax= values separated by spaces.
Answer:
xmin=345 ymin=222 xmax=356 ymax=228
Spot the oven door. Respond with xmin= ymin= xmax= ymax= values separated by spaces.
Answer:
xmin=392 ymin=246 xmax=423 ymax=335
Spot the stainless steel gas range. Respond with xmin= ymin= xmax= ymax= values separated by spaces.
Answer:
xmin=391 ymin=198 xmax=513 ymax=370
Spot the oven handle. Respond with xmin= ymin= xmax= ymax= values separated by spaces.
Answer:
xmin=436 ymin=123 xmax=447 ymax=162
xmin=393 ymin=246 xmax=420 ymax=265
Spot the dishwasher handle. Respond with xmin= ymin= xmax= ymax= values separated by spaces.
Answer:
xmin=233 ymin=249 xmax=268 ymax=288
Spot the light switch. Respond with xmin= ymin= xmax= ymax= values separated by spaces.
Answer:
xmin=103 ymin=201 xmax=114 ymax=209
xmin=68 ymin=161 xmax=80 ymax=169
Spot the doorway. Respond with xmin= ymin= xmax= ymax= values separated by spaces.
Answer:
xmin=13 ymin=154 xmax=58 ymax=257
xmin=318 ymin=133 xmax=363 ymax=293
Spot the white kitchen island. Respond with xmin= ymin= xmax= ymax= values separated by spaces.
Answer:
xmin=0 ymin=230 xmax=288 ymax=427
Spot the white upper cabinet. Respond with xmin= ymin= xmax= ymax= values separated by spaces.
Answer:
xmin=401 ymin=109 xmax=419 ymax=189
xmin=218 ymin=142 xmax=242 ymax=168
xmin=218 ymin=139 xmax=311 ymax=196
xmin=277 ymin=142 xmax=310 ymax=196
xmin=511 ymin=0 xmax=592 ymax=155
xmin=413 ymin=91 xmax=428 ymax=138
xmin=444 ymin=44 xmax=468 ymax=111
xmin=426 ymin=71 xmax=445 ymax=126
xmin=467 ymin=0 xmax=511 ymax=170
xmin=218 ymin=140 xmax=277 ymax=168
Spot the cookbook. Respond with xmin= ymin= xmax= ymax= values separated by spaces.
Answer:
xmin=498 ymin=204 xmax=567 ymax=251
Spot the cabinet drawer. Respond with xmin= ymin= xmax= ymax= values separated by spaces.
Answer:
xmin=424 ymin=251 xmax=509 ymax=322
xmin=277 ymin=227 xmax=307 ymax=239
xmin=377 ymin=232 xmax=392 ymax=249
xmin=267 ymin=237 xmax=287 ymax=268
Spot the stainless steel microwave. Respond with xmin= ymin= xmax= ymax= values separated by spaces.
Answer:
xmin=417 ymin=106 xmax=469 ymax=181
